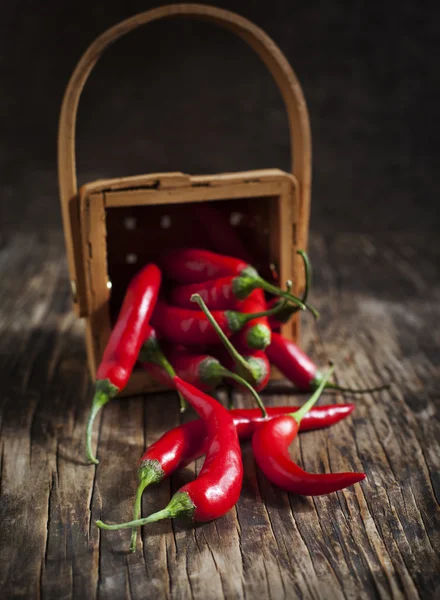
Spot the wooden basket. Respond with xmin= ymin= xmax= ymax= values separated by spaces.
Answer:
xmin=57 ymin=4 xmax=312 ymax=396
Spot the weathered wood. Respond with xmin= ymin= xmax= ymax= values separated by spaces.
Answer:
xmin=1 ymin=230 xmax=439 ymax=599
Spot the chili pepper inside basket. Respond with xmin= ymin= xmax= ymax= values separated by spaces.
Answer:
xmin=58 ymin=5 xmax=314 ymax=397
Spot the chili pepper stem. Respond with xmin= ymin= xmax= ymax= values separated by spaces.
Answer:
xmin=129 ymin=470 xmax=159 ymax=552
xmin=240 ymin=266 xmax=321 ymax=317
xmin=324 ymin=381 xmax=391 ymax=394
xmin=216 ymin=365 xmax=267 ymax=418
xmin=191 ymin=294 xmax=255 ymax=382
xmin=292 ymin=365 xmax=335 ymax=424
xmin=311 ymin=372 xmax=391 ymax=395
xmin=96 ymin=492 xmax=195 ymax=531
xmin=297 ymin=250 xmax=311 ymax=304
xmin=140 ymin=337 xmax=187 ymax=412
xmin=241 ymin=266 xmax=306 ymax=310
xmin=232 ymin=297 xmax=295 ymax=330
xmin=86 ymin=380 xmax=119 ymax=464
xmin=273 ymin=250 xmax=317 ymax=321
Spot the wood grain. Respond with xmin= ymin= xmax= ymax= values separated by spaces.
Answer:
xmin=0 ymin=230 xmax=439 ymax=599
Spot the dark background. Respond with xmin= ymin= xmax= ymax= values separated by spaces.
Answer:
xmin=0 ymin=0 xmax=438 ymax=237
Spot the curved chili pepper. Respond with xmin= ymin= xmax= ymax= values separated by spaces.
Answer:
xmin=96 ymin=377 xmax=244 ymax=551
xmin=86 ymin=264 xmax=161 ymax=464
xmin=142 ymin=347 xmax=267 ymax=417
xmin=267 ymin=333 xmax=390 ymax=394
xmin=127 ymin=402 xmax=355 ymax=549
xmin=161 ymin=248 xmax=319 ymax=316
xmin=252 ymin=366 xmax=366 ymax=495
xmin=151 ymin=298 xmax=283 ymax=349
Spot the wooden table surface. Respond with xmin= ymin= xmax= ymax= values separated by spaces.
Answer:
xmin=1 ymin=226 xmax=439 ymax=599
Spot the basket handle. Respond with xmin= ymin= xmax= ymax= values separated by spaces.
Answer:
xmin=58 ymin=3 xmax=311 ymax=316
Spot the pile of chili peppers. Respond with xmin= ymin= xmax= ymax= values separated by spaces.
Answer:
xmin=86 ymin=243 xmax=388 ymax=552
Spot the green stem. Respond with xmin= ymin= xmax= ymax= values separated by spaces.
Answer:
xmin=297 ymin=249 xmax=311 ymax=306
xmin=270 ymin=251 xmax=319 ymax=322
xmin=216 ymin=365 xmax=267 ymax=417
xmin=292 ymin=365 xmax=335 ymax=424
xmin=191 ymin=294 xmax=255 ymax=382
xmin=129 ymin=471 xmax=158 ymax=552
xmin=96 ymin=492 xmax=195 ymax=531
xmin=86 ymin=380 xmax=118 ymax=464
xmin=237 ymin=297 xmax=294 ymax=327
xmin=243 ymin=267 xmax=306 ymax=311
xmin=243 ymin=255 xmax=319 ymax=319
xmin=140 ymin=335 xmax=187 ymax=412
xmin=97 ymin=508 xmax=172 ymax=530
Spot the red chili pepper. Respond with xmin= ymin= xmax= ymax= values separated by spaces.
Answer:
xmin=142 ymin=347 xmax=267 ymax=416
xmin=162 ymin=248 xmax=319 ymax=316
xmin=138 ymin=331 xmax=187 ymax=412
xmin=267 ymin=333 xmax=390 ymax=394
xmin=234 ymin=289 xmax=272 ymax=351
xmin=190 ymin=293 xmax=270 ymax=388
xmin=151 ymin=298 xmax=283 ymax=349
xmin=171 ymin=275 xmax=242 ymax=310
xmin=252 ymin=366 xmax=366 ymax=495
xmin=210 ymin=345 xmax=270 ymax=393
xmin=96 ymin=377 xmax=244 ymax=550
xmin=126 ymin=401 xmax=355 ymax=549
xmin=86 ymin=264 xmax=161 ymax=464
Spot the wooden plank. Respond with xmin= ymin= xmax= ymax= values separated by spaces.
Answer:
xmin=79 ymin=169 xmax=295 ymax=198
xmin=81 ymin=192 xmax=112 ymax=377
xmin=104 ymin=180 xmax=285 ymax=208
xmin=1 ymin=231 xmax=439 ymax=599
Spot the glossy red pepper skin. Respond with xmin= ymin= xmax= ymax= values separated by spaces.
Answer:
xmin=96 ymin=264 xmax=161 ymax=389
xmin=252 ymin=415 xmax=365 ymax=495
xmin=162 ymin=248 xmax=310 ymax=314
xmin=86 ymin=264 xmax=161 ymax=464
xmin=162 ymin=248 xmax=248 ymax=283
xmin=151 ymin=300 xmax=274 ymax=347
xmin=171 ymin=275 xmax=243 ymax=310
xmin=151 ymin=301 xmax=234 ymax=345
xmin=266 ymin=333 xmax=318 ymax=391
xmin=170 ymin=377 xmax=243 ymax=521
xmin=138 ymin=403 xmax=356 ymax=481
xmin=96 ymin=378 xmax=244 ymax=536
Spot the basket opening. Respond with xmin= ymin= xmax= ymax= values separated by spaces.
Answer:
xmin=105 ymin=196 xmax=281 ymax=323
